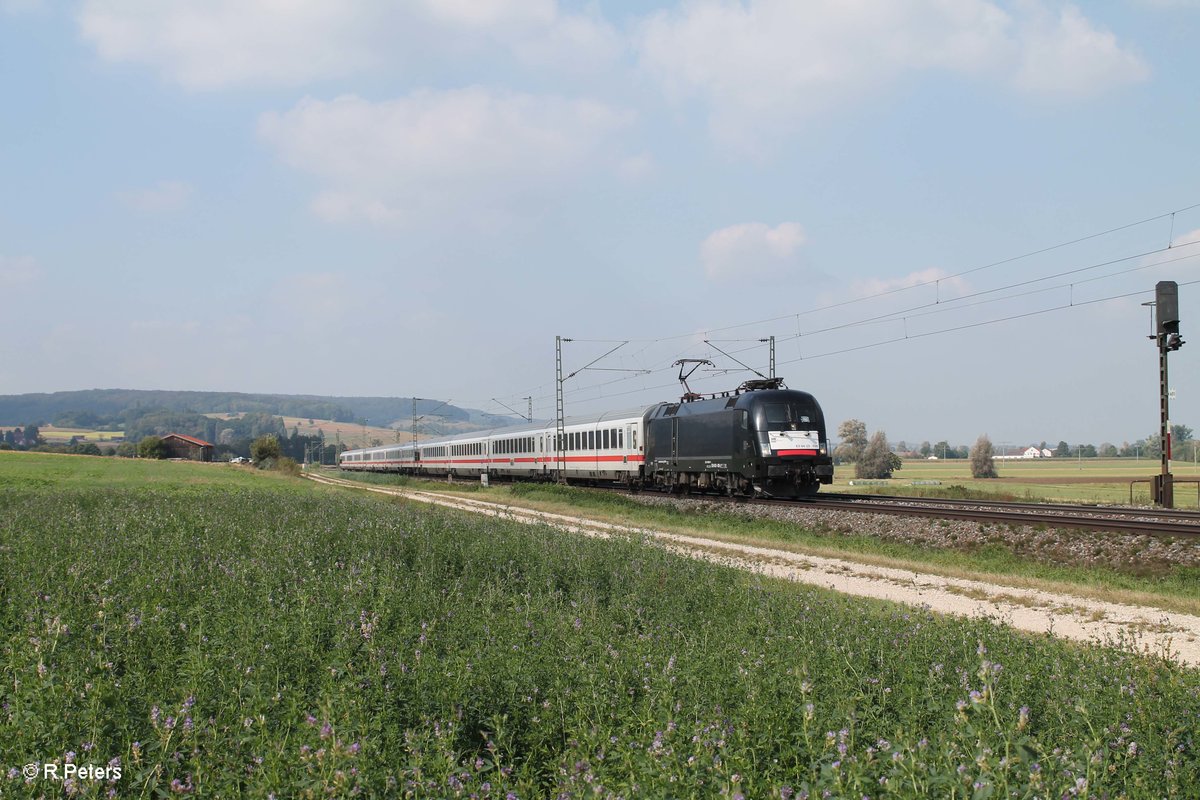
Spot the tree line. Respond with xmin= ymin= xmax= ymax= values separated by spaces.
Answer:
xmin=834 ymin=419 xmax=1198 ymax=481
xmin=0 ymin=389 xmax=473 ymax=429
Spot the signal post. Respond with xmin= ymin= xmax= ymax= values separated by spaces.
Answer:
xmin=1151 ymin=281 xmax=1185 ymax=507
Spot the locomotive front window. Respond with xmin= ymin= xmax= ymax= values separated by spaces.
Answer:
xmin=761 ymin=403 xmax=815 ymax=431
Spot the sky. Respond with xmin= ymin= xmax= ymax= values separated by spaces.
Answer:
xmin=1 ymin=0 xmax=1198 ymax=448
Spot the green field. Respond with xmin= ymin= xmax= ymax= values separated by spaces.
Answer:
xmin=34 ymin=426 xmax=125 ymax=444
xmin=334 ymin=470 xmax=1200 ymax=614
xmin=838 ymin=457 xmax=1200 ymax=506
xmin=2 ymin=452 xmax=1199 ymax=797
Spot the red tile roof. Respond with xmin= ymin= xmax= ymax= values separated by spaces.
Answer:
xmin=163 ymin=433 xmax=214 ymax=448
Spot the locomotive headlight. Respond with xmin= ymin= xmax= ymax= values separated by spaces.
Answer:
xmin=819 ymin=447 xmax=826 ymax=455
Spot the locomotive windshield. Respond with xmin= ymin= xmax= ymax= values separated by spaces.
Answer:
xmin=759 ymin=401 xmax=816 ymax=431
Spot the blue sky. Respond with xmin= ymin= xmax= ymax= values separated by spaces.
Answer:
xmin=1 ymin=0 xmax=1198 ymax=447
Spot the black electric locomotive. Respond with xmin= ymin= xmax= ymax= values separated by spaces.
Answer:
xmin=643 ymin=380 xmax=834 ymax=497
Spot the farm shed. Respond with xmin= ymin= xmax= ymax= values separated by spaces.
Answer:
xmin=161 ymin=433 xmax=214 ymax=462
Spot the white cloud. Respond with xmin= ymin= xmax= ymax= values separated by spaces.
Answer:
xmin=1013 ymin=5 xmax=1149 ymax=96
xmin=506 ymin=11 xmax=623 ymax=73
xmin=117 ymin=180 xmax=192 ymax=212
xmin=77 ymin=1 xmax=381 ymax=89
xmin=637 ymin=0 xmax=1147 ymax=149
xmin=850 ymin=267 xmax=969 ymax=300
xmin=76 ymin=0 xmax=618 ymax=89
xmin=258 ymin=89 xmax=633 ymax=226
xmin=701 ymin=222 xmax=806 ymax=281
xmin=0 ymin=255 xmax=41 ymax=290
xmin=423 ymin=0 xmax=557 ymax=29
xmin=1171 ymin=227 xmax=1200 ymax=247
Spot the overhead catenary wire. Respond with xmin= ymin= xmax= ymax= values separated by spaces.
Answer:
xmin=462 ymin=203 xmax=1200 ymax=417
xmin=553 ymin=279 xmax=1200 ymax=410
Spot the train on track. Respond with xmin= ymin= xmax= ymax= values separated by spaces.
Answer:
xmin=338 ymin=379 xmax=834 ymax=497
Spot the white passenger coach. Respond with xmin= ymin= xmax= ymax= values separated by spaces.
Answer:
xmin=338 ymin=406 xmax=655 ymax=484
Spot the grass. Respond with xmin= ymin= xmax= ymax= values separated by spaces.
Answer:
xmin=329 ymin=470 xmax=1200 ymax=615
xmin=840 ymin=457 xmax=1200 ymax=507
xmin=0 ymin=450 xmax=304 ymax=493
xmin=2 ymin=453 xmax=1200 ymax=797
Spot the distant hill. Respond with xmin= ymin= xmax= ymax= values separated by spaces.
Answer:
xmin=0 ymin=389 xmax=481 ymax=428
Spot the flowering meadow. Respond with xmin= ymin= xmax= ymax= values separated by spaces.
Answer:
xmin=1 ymin=456 xmax=1199 ymax=797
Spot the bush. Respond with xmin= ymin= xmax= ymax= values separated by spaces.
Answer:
xmin=274 ymin=456 xmax=301 ymax=476
xmin=250 ymin=434 xmax=281 ymax=465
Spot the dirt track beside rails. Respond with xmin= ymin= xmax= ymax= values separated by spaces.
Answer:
xmin=306 ymin=473 xmax=1200 ymax=667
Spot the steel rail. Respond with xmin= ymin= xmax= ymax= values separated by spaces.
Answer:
xmin=781 ymin=494 xmax=1200 ymax=538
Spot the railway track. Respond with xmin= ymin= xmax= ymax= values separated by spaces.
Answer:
xmin=780 ymin=492 xmax=1200 ymax=538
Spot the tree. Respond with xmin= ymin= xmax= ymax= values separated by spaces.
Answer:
xmin=919 ymin=441 xmax=932 ymax=458
xmin=251 ymin=434 xmax=281 ymax=465
xmin=1099 ymin=443 xmax=1119 ymax=458
xmin=1142 ymin=424 xmax=1194 ymax=460
xmin=22 ymin=424 xmax=41 ymax=447
xmin=1172 ymin=423 xmax=1194 ymax=444
xmin=970 ymin=435 xmax=998 ymax=478
xmin=856 ymin=431 xmax=900 ymax=479
xmin=138 ymin=436 xmax=166 ymax=459
xmin=835 ymin=419 xmax=868 ymax=463
xmin=1055 ymin=440 xmax=1070 ymax=458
